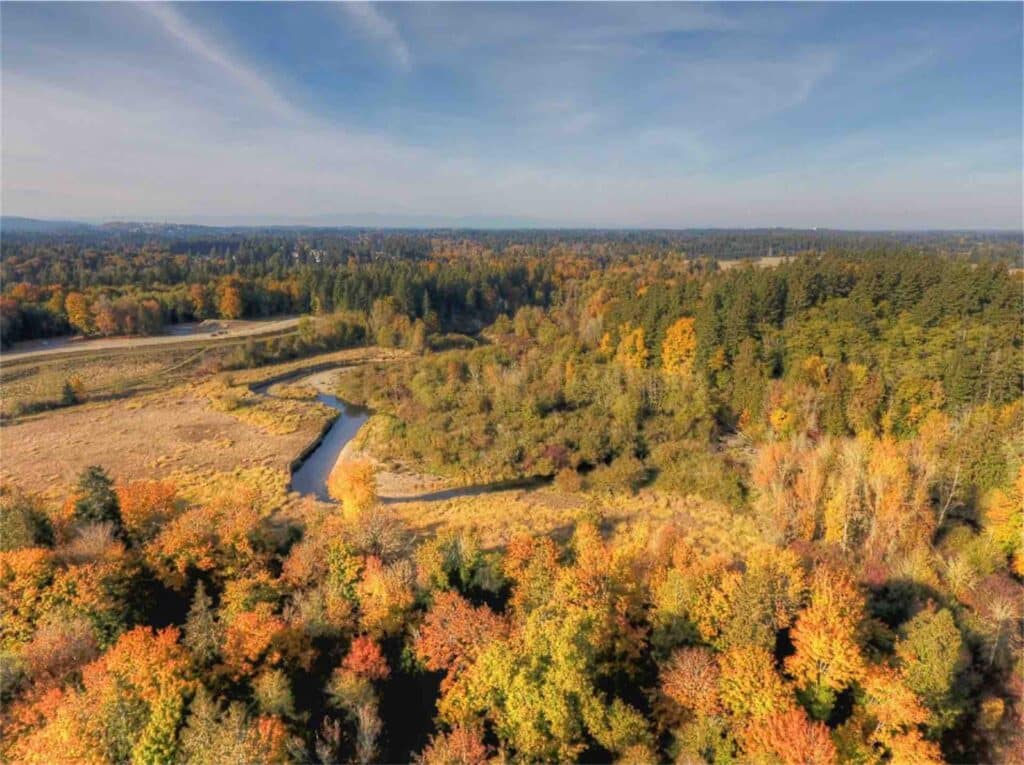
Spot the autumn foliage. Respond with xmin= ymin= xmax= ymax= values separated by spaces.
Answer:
xmin=2 ymin=250 xmax=1023 ymax=763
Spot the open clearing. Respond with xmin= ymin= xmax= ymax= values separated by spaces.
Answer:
xmin=0 ymin=346 xmax=404 ymax=499
xmin=1 ymin=340 xmax=758 ymax=556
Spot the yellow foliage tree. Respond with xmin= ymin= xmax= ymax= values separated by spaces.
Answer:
xmin=614 ymin=324 xmax=648 ymax=369
xmin=327 ymin=459 xmax=378 ymax=519
xmin=661 ymin=317 xmax=697 ymax=375
xmin=717 ymin=645 xmax=791 ymax=718
xmin=785 ymin=569 xmax=865 ymax=717
xmin=64 ymin=291 xmax=92 ymax=335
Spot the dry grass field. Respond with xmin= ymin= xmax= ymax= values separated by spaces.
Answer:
xmin=0 ymin=345 xmax=209 ymax=419
xmin=0 ymin=386 xmax=316 ymax=498
xmin=385 ymin=485 xmax=760 ymax=553
xmin=0 ymin=346 xmax=405 ymax=499
xmin=2 ymin=338 xmax=757 ymax=559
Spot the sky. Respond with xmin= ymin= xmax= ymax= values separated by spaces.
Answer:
xmin=2 ymin=2 xmax=1021 ymax=229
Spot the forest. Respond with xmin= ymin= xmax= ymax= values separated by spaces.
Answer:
xmin=0 ymin=233 xmax=1021 ymax=764
xmin=1 ymin=227 xmax=1019 ymax=347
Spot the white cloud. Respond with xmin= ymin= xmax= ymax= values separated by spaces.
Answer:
xmin=338 ymin=4 xmax=411 ymax=71
xmin=5 ymin=63 xmax=1018 ymax=229
xmin=142 ymin=3 xmax=302 ymax=122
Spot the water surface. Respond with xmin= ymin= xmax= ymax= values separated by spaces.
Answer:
xmin=289 ymin=393 xmax=368 ymax=500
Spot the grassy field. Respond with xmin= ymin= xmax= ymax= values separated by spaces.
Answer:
xmin=0 ymin=345 xmax=209 ymax=419
xmin=0 ymin=346 xmax=402 ymax=498
xmin=384 ymin=485 xmax=760 ymax=553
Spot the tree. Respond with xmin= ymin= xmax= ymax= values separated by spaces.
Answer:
xmin=356 ymin=557 xmax=415 ymax=637
xmin=61 ymin=379 xmax=79 ymax=406
xmin=343 ymin=635 xmax=390 ymax=681
xmin=65 ymin=291 xmax=92 ymax=334
xmin=615 ymin=324 xmax=649 ymax=369
xmin=217 ymin=279 xmax=245 ymax=319
xmin=328 ymin=459 xmax=378 ymax=519
xmin=131 ymin=691 xmax=184 ymax=765
xmin=184 ymin=581 xmax=221 ymax=666
xmin=742 ymin=706 xmax=838 ymax=765
xmin=92 ymin=296 xmax=118 ymax=336
xmin=895 ymin=606 xmax=967 ymax=731
xmin=253 ymin=669 xmax=295 ymax=718
xmin=416 ymin=725 xmax=490 ymax=765
xmin=222 ymin=604 xmax=288 ymax=678
xmin=116 ymin=479 xmax=178 ymax=543
xmin=660 ymin=647 xmax=721 ymax=716
xmin=861 ymin=664 xmax=929 ymax=750
xmin=413 ymin=591 xmax=507 ymax=690
xmin=0 ymin=489 xmax=54 ymax=551
xmin=718 ymin=645 xmax=791 ymax=718
xmin=785 ymin=569 xmax=865 ymax=718
xmin=72 ymin=465 xmax=123 ymax=533
xmin=21 ymin=615 xmax=98 ymax=685
xmin=661 ymin=317 xmax=697 ymax=375
xmin=188 ymin=283 xmax=212 ymax=319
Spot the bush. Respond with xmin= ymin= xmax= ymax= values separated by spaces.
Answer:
xmin=554 ymin=467 xmax=583 ymax=493
xmin=0 ymin=490 xmax=54 ymax=550
xmin=586 ymin=454 xmax=649 ymax=494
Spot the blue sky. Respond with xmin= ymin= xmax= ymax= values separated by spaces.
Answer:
xmin=2 ymin=2 xmax=1021 ymax=228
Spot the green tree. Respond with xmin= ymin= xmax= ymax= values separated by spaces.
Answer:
xmin=0 ymin=489 xmax=54 ymax=550
xmin=131 ymin=691 xmax=184 ymax=765
xmin=896 ymin=606 xmax=968 ymax=732
xmin=73 ymin=465 xmax=123 ymax=532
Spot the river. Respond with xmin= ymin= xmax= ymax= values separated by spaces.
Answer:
xmin=251 ymin=370 xmax=368 ymax=500
xmin=254 ymin=365 xmax=548 ymax=503
xmin=289 ymin=393 xmax=369 ymax=500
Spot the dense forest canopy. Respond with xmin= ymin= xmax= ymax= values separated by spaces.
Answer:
xmin=1 ymin=227 xmax=1020 ymax=347
xmin=0 ymin=230 xmax=1022 ymax=764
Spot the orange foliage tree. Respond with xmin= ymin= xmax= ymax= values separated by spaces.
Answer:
xmin=413 ymin=590 xmax=507 ymax=690
xmin=741 ymin=706 xmax=838 ymax=765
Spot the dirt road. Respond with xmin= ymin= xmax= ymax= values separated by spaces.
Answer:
xmin=2 ymin=317 xmax=301 ymax=362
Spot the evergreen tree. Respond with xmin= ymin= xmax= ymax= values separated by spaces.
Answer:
xmin=61 ymin=379 xmax=78 ymax=406
xmin=184 ymin=581 xmax=221 ymax=666
xmin=73 ymin=465 xmax=123 ymax=531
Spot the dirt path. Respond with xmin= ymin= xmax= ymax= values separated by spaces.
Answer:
xmin=3 ymin=317 xmax=301 ymax=362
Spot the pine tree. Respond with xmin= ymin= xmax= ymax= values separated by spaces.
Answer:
xmin=184 ymin=581 xmax=221 ymax=666
xmin=73 ymin=465 xmax=123 ymax=531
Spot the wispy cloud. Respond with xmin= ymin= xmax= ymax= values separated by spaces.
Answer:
xmin=338 ymin=3 xmax=411 ymax=72
xmin=2 ymin=3 xmax=1019 ymax=228
xmin=142 ymin=3 xmax=302 ymax=121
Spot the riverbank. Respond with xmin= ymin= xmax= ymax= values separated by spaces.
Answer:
xmin=280 ymin=366 xmax=458 ymax=502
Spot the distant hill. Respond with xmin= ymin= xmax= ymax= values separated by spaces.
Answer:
xmin=1 ymin=216 xmax=94 ymax=233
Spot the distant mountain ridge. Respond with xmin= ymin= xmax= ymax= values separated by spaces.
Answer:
xmin=1 ymin=216 xmax=95 ymax=233
xmin=3 ymin=216 xmax=1020 ymax=237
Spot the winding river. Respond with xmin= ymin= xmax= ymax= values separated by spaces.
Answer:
xmin=251 ymin=370 xmax=367 ymax=501
xmin=289 ymin=393 xmax=369 ymax=500
xmin=254 ymin=365 xmax=549 ymax=502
